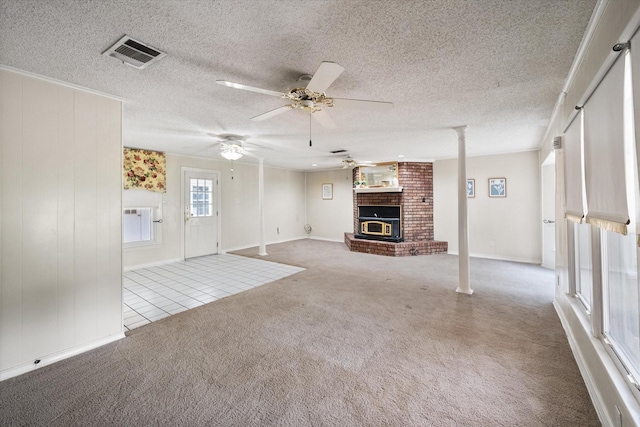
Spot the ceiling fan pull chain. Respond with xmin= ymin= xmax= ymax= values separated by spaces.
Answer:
xmin=309 ymin=113 xmax=312 ymax=147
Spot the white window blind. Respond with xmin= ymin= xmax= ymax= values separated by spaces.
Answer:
xmin=564 ymin=113 xmax=584 ymax=223
xmin=584 ymin=55 xmax=628 ymax=235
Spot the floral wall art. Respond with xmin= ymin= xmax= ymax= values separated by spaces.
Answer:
xmin=123 ymin=147 xmax=167 ymax=193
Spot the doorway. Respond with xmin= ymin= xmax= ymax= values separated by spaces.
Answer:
xmin=182 ymin=168 xmax=221 ymax=259
xmin=541 ymin=152 xmax=556 ymax=269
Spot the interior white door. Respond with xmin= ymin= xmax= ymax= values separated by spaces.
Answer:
xmin=542 ymin=153 xmax=556 ymax=269
xmin=184 ymin=170 xmax=219 ymax=259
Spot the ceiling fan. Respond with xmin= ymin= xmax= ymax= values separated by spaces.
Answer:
xmin=341 ymin=156 xmax=376 ymax=169
xmin=203 ymin=134 xmax=258 ymax=160
xmin=216 ymin=62 xmax=393 ymax=129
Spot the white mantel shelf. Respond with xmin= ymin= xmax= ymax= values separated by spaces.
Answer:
xmin=353 ymin=186 xmax=403 ymax=193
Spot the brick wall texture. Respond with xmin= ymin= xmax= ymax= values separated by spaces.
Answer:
xmin=350 ymin=162 xmax=447 ymax=256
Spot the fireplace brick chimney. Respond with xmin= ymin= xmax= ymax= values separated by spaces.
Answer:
xmin=347 ymin=162 xmax=447 ymax=256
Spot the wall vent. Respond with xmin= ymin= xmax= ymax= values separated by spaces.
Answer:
xmin=103 ymin=35 xmax=166 ymax=69
xmin=553 ymin=136 xmax=562 ymax=150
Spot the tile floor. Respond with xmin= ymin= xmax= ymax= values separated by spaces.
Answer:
xmin=123 ymin=253 xmax=304 ymax=331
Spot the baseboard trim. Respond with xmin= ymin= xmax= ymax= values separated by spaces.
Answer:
xmin=447 ymin=251 xmax=541 ymax=265
xmin=553 ymin=299 xmax=610 ymax=426
xmin=0 ymin=331 xmax=126 ymax=382
xmin=123 ymin=258 xmax=182 ymax=271
xmin=223 ymin=236 xmax=308 ymax=254
xmin=308 ymin=236 xmax=344 ymax=243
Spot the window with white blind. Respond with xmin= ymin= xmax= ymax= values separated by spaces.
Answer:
xmin=598 ymin=50 xmax=640 ymax=393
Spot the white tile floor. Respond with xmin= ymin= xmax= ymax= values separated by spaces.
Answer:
xmin=123 ymin=253 xmax=304 ymax=331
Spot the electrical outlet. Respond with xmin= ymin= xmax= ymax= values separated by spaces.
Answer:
xmin=489 ymin=240 xmax=495 ymax=247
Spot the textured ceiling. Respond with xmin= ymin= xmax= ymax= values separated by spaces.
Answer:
xmin=0 ymin=0 xmax=596 ymax=170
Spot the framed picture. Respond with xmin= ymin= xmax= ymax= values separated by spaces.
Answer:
xmin=466 ymin=179 xmax=475 ymax=198
xmin=322 ymin=183 xmax=333 ymax=200
xmin=488 ymin=178 xmax=507 ymax=198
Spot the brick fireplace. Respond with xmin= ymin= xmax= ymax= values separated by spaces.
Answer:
xmin=344 ymin=162 xmax=448 ymax=256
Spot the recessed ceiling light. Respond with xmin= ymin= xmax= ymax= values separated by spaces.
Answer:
xmin=312 ymin=164 xmax=317 ymax=167
xmin=398 ymin=154 xmax=405 ymax=158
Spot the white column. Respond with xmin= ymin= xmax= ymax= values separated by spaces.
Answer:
xmin=258 ymin=158 xmax=267 ymax=256
xmin=454 ymin=125 xmax=473 ymax=295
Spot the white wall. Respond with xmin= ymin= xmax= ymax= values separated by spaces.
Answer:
xmin=264 ymin=167 xmax=307 ymax=244
xmin=304 ymin=168 xmax=354 ymax=241
xmin=433 ymin=150 xmax=541 ymax=263
xmin=123 ymin=154 xmax=306 ymax=268
xmin=542 ymin=1 xmax=640 ymax=426
xmin=0 ymin=69 xmax=123 ymax=379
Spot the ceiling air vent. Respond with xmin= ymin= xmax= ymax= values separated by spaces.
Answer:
xmin=103 ymin=35 xmax=166 ymax=69
xmin=330 ymin=149 xmax=347 ymax=154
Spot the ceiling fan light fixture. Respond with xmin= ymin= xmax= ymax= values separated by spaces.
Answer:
xmin=221 ymin=147 xmax=242 ymax=161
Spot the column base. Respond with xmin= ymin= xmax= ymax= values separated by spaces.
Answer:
xmin=455 ymin=287 xmax=474 ymax=295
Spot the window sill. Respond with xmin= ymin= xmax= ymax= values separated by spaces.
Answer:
xmin=123 ymin=241 xmax=161 ymax=250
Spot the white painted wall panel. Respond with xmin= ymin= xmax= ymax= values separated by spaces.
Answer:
xmin=0 ymin=69 xmax=123 ymax=375
xmin=1 ymin=70 xmax=24 ymax=368
xmin=21 ymin=77 xmax=59 ymax=359
xmin=95 ymin=96 xmax=122 ymax=337
xmin=56 ymin=86 xmax=76 ymax=350
xmin=73 ymin=90 xmax=98 ymax=343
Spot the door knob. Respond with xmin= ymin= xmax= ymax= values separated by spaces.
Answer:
xmin=543 ymin=219 xmax=555 ymax=224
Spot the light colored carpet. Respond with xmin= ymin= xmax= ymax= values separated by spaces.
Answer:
xmin=0 ymin=239 xmax=598 ymax=426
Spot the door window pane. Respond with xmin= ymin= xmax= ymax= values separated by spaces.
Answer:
xmin=190 ymin=178 xmax=213 ymax=217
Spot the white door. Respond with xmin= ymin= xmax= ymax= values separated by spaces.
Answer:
xmin=184 ymin=170 xmax=220 ymax=259
xmin=541 ymin=153 xmax=556 ymax=269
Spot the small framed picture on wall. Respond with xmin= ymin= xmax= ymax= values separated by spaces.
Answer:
xmin=467 ymin=179 xmax=475 ymax=198
xmin=322 ymin=183 xmax=333 ymax=200
xmin=488 ymin=178 xmax=507 ymax=198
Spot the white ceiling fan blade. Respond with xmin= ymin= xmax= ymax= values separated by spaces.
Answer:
xmin=216 ymin=80 xmax=285 ymax=97
xmin=250 ymin=105 xmax=292 ymax=121
xmin=332 ymin=98 xmax=394 ymax=110
xmin=239 ymin=148 xmax=261 ymax=159
xmin=306 ymin=62 xmax=345 ymax=93
xmin=311 ymin=109 xmax=337 ymax=129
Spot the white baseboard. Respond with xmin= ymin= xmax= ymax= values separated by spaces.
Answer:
xmin=553 ymin=299 xmax=610 ymax=426
xmin=309 ymin=236 xmax=344 ymax=243
xmin=554 ymin=297 xmax=640 ymax=426
xmin=123 ymin=258 xmax=182 ymax=271
xmin=447 ymin=250 xmax=541 ymax=265
xmin=1 ymin=331 xmax=125 ymax=382
xmin=222 ymin=236 xmax=308 ymax=254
